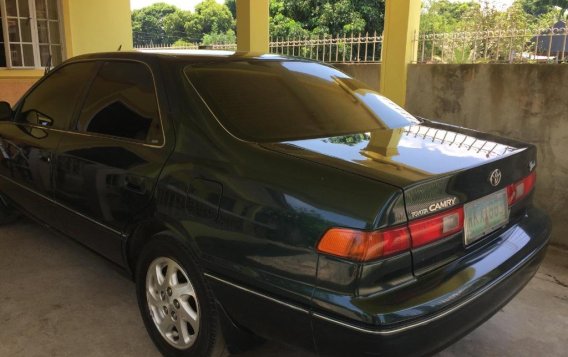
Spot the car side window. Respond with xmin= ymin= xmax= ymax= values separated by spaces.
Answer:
xmin=16 ymin=62 xmax=98 ymax=130
xmin=75 ymin=61 xmax=162 ymax=145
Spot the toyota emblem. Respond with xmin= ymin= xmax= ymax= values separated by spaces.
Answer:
xmin=489 ymin=169 xmax=502 ymax=187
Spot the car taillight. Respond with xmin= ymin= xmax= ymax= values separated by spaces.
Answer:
xmin=317 ymin=225 xmax=410 ymax=262
xmin=408 ymin=207 xmax=464 ymax=248
xmin=507 ymin=171 xmax=536 ymax=206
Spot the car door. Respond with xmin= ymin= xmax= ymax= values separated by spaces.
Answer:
xmin=0 ymin=62 xmax=98 ymax=224
xmin=53 ymin=60 xmax=171 ymax=265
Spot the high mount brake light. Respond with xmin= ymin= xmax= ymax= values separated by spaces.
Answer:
xmin=408 ymin=207 xmax=464 ymax=248
xmin=317 ymin=226 xmax=410 ymax=262
xmin=507 ymin=171 xmax=536 ymax=206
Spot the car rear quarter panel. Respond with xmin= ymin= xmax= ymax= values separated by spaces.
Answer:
xmin=152 ymin=64 xmax=405 ymax=348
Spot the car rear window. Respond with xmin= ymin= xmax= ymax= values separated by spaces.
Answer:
xmin=185 ymin=60 xmax=419 ymax=142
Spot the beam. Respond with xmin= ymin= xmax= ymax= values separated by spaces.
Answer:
xmin=380 ymin=0 xmax=421 ymax=107
xmin=236 ymin=0 xmax=269 ymax=53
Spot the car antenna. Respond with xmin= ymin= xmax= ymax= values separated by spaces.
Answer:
xmin=117 ymin=44 xmax=122 ymax=51
xmin=44 ymin=54 xmax=52 ymax=76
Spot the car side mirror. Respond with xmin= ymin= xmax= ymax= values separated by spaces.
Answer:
xmin=0 ymin=101 xmax=13 ymax=121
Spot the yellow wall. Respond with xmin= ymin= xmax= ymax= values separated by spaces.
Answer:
xmin=0 ymin=0 xmax=132 ymax=105
xmin=62 ymin=0 xmax=133 ymax=58
xmin=0 ymin=0 xmax=132 ymax=81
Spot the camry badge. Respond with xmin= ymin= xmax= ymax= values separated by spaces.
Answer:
xmin=529 ymin=160 xmax=536 ymax=172
xmin=489 ymin=169 xmax=502 ymax=187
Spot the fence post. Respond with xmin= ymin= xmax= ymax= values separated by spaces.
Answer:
xmin=342 ymin=33 xmax=347 ymax=62
xmin=562 ymin=28 xmax=567 ymax=62
xmin=547 ymin=26 xmax=554 ymax=62
xmin=322 ymin=34 xmax=326 ymax=61
xmin=357 ymin=32 xmax=361 ymax=62
xmin=373 ymin=31 xmax=378 ymax=62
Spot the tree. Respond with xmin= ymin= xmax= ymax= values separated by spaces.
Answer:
xmin=225 ymin=0 xmax=236 ymax=19
xmin=420 ymin=0 xmax=481 ymax=33
xmin=132 ymin=3 xmax=179 ymax=45
xmin=518 ymin=0 xmax=568 ymax=20
xmin=163 ymin=10 xmax=193 ymax=41
xmin=134 ymin=0 xmax=386 ymax=45
xmin=186 ymin=0 xmax=235 ymax=39
xmin=270 ymin=0 xmax=310 ymax=38
xmin=271 ymin=0 xmax=385 ymax=38
xmin=202 ymin=30 xmax=237 ymax=45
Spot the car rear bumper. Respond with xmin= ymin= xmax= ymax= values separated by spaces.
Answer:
xmin=311 ymin=206 xmax=551 ymax=356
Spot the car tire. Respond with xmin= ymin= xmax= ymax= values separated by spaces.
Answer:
xmin=0 ymin=196 xmax=19 ymax=225
xmin=136 ymin=233 xmax=228 ymax=357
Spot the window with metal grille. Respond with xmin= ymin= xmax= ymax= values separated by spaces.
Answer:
xmin=0 ymin=0 xmax=64 ymax=69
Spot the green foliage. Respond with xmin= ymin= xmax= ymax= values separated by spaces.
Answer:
xmin=163 ymin=10 xmax=192 ymax=41
xmin=202 ymin=30 xmax=237 ymax=45
xmin=132 ymin=2 xmax=180 ymax=44
xmin=133 ymin=0 xmax=565 ymax=49
xmin=420 ymin=0 xmax=481 ymax=33
xmin=270 ymin=0 xmax=386 ymax=37
xmin=327 ymin=134 xmax=368 ymax=146
xmin=519 ymin=0 xmax=568 ymax=19
xmin=421 ymin=0 xmax=564 ymax=34
xmin=421 ymin=1 xmax=566 ymax=64
xmin=133 ymin=0 xmax=386 ymax=46
xmin=186 ymin=0 xmax=235 ymax=39
xmin=172 ymin=39 xmax=195 ymax=48
xmin=225 ymin=0 xmax=236 ymax=18
xmin=133 ymin=0 xmax=235 ymax=45
xmin=270 ymin=1 xmax=310 ymax=39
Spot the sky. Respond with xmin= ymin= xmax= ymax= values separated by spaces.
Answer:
xmin=459 ymin=0 xmax=515 ymax=10
xmin=130 ymin=0 xmax=516 ymax=12
xmin=131 ymin=0 xmax=224 ymax=11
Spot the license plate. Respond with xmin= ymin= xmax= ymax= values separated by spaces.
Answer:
xmin=464 ymin=189 xmax=509 ymax=245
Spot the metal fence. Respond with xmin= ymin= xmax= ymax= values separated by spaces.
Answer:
xmin=269 ymin=33 xmax=383 ymax=63
xmin=134 ymin=32 xmax=383 ymax=63
xmin=416 ymin=27 xmax=568 ymax=64
xmin=135 ymin=27 xmax=568 ymax=64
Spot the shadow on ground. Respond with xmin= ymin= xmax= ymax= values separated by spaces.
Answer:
xmin=0 ymin=218 xmax=566 ymax=356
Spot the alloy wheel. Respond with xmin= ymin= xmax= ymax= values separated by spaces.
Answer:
xmin=146 ymin=257 xmax=200 ymax=350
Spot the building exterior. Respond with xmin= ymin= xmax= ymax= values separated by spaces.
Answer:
xmin=533 ymin=21 xmax=568 ymax=59
xmin=0 ymin=0 xmax=133 ymax=104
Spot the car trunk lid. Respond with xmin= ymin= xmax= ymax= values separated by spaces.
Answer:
xmin=261 ymin=120 xmax=537 ymax=274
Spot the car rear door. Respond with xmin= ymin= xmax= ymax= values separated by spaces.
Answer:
xmin=53 ymin=60 xmax=172 ymax=265
xmin=0 ymin=62 xmax=98 ymax=224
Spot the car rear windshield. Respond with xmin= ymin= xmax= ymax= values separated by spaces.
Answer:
xmin=185 ymin=60 xmax=419 ymax=142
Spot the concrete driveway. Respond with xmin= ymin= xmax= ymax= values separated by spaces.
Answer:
xmin=0 ymin=218 xmax=566 ymax=356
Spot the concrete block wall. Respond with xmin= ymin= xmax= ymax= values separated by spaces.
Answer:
xmin=335 ymin=62 xmax=567 ymax=247
xmin=406 ymin=64 xmax=567 ymax=247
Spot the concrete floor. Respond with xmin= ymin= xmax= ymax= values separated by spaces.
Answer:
xmin=0 ymin=218 xmax=566 ymax=357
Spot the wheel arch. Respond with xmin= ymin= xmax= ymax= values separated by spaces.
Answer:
xmin=125 ymin=217 xmax=197 ymax=279
xmin=126 ymin=217 xmax=262 ymax=354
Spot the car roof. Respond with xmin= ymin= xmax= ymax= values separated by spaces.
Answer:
xmin=69 ymin=50 xmax=294 ymax=64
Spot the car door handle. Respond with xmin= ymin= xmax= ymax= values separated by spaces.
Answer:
xmin=124 ymin=177 xmax=146 ymax=195
xmin=37 ymin=115 xmax=53 ymax=127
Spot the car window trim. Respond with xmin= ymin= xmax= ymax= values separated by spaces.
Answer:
xmin=183 ymin=68 xmax=247 ymax=144
xmin=62 ymin=58 xmax=167 ymax=149
xmin=13 ymin=61 xmax=100 ymax=131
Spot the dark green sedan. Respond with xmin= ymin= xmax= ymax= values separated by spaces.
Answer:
xmin=0 ymin=51 xmax=550 ymax=356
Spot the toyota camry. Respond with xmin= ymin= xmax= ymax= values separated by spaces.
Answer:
xmin=0 ymin=51 xmax=551 ymax=356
